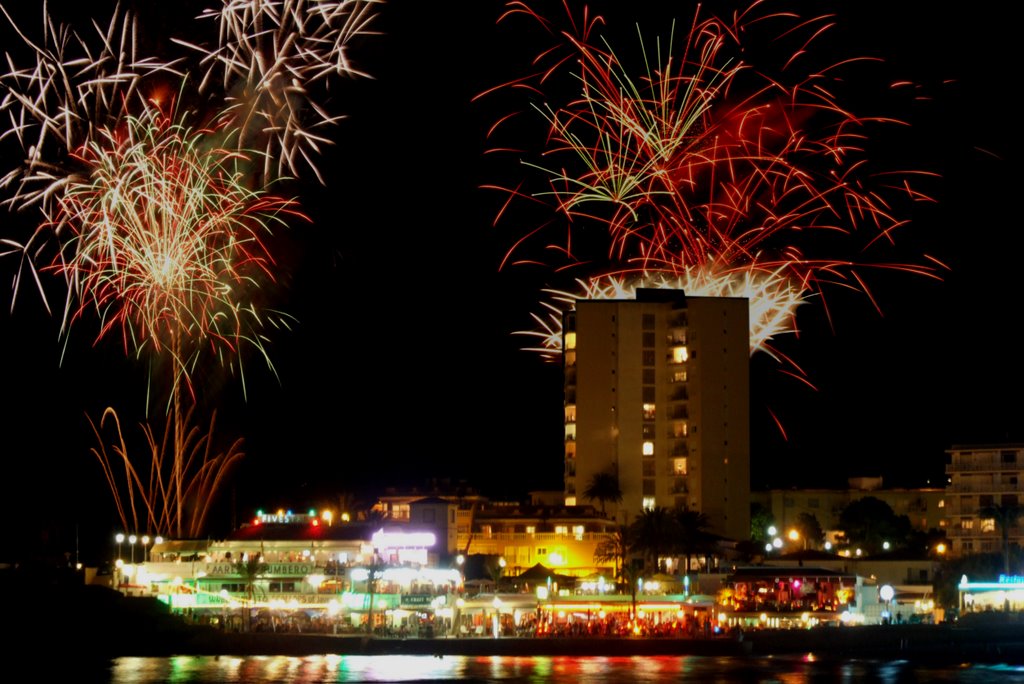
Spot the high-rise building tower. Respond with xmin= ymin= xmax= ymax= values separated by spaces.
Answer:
xmin=563 ymin=289 xmax=750 ymax=541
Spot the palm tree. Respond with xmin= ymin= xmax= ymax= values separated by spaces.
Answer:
xmin=980 ymin=502 xmax=1024 ymax=574
xmin=582 ymin=469 xmax=623 ymax=516
xmin=593 ymin=524 xmax=634 ymax=582
xmin=233 ymin=551 xmax=268 ymax=632
xmin=674 ymin=509 xmax=714 ymax=574
xmin=630 ymin=506 xmax=679 ymax=573
xmin=364 ymin=555 xmax=387 ymax=634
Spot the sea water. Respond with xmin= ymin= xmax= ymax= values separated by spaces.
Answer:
xmin=82 ymin=654 xmax=1024 ymax=683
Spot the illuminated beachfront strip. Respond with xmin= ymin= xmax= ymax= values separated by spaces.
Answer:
xmin=109 ymin=511 xmax=927 ymax=635
xmin=958 ymin=574 xmax=1024 ymax=613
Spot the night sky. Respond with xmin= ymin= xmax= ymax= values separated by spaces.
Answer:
xmin=0 ymin=1 xmax=1017 ymax=560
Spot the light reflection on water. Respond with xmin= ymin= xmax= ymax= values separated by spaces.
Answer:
xmin=103 ymin=655 xmax=1024 ymax=683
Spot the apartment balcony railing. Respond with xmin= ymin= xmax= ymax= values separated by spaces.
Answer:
xmin=945 ymin=483 xmax=1024 ymax=494
xmin=947 ymin=460 xmax=1021 ymax=472
xmin=944 ymin=527 xmax=1018 ymax=539
xmin=469 ymin=532 xmax=607 ymax=543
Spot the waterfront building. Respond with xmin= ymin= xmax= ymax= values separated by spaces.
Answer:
xmin=945 ymin=443 xmax=1024 ymax=557
xmin=752 ymin=476 xmax=947 ymax=544
xmin=563 ymin=289 xmax=750 ymax=541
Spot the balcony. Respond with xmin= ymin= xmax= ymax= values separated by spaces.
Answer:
xmin=946 ymin=482 xmax=1024 ymax=494
xmin=947 ymin=460 xmax=1021 ymax=472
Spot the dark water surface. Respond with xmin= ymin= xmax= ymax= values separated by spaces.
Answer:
xmin=94 ymin=654 xmax=1024 ymax=683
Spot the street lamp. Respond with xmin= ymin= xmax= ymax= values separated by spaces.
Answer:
xmin=115 ymin=533 xmax=125 ymax=562
xmin=142 ymin=535 xmax=151 ymax=563
xmin=129 ymin=534 xmax=137 ymax=564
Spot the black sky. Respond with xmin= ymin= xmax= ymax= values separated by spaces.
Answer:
xmin=0 ymin=0 xmax=1018 ymax=559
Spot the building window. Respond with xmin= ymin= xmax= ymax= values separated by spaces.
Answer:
xmin=642 ymin=441 xmax=655 ymax=456
xmin=938 ymin=500 xmax=945 ymax=508
xmin=642 ymin=403 xmax=656 ymax=420
xmin=642 ymin=313 xmax=655 ymax=330
xmin=671 ymin=346 xmax=688 ymax=363
xmin=643 ymin=368 xmax=656 ymax=384
xmin=642 ymin=386 xmax=656 ymax=403
xmin=642 ymin=460 xmax=656 ymax=477
xmin=642 ymin=479 xmax=655 ymax=496
xmin=642 ymin=350 xmax=656 ymax=366
xmin=961 ymin=519 xmax=975 ymax=530
xmin=565 ymin=332 xmax=576 ymax=350
xmin=1002 ymin=450 xmax=1017 ymax=464
xmin=642 ymin=423 xmax=656 ymax=439
xmin=573 ymin=525 xmax=585 ymax=539
xmin=555 ymin=525 xmax=569 ymax=535
xmin=981 ymin=518 xmax=996 ymax=533
xmin=643 ymin=331 xmax=656 ymax=348
xmin=673 ymin=458 xmax=687 ymax=475
xmin=642 ymin=497 xmax=656 ymax=511
xmin=526 ymin=526 xmax=536 ymax=535
xmin=564 ymin=497 xmax=576 ymax=506
xmin=672 ymin=370 xmax=687 ymax=383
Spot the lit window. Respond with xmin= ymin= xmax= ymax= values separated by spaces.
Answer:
xmin=642 ymin=403 xmax=656 ymax=420
xmin=672 ymin=346 xmax=688 ymax=363
xmin=573 ymin=525 xmax=585 ymax=539
xmin=673 ymin=458 xmax=688 ymax=475
xmin=938 ymin=500 xmax=945 ymax=508
xmin=643 ymin=441 xmax=655 ymax=456
xmin=565 ymin=332 xmax=577 ymax=350
xmin=555 ymin=525 xmax=569 ymax=535
xmin=673 ymin=370 xmax=688 ymax=383
xmin=526 ymin=526 xmax=536 ymax=535
xmin=564 ymin=497 xmax=576 ymax=506
xmin=642 ymin=497 xmax=656 ymax=511
xmin=981 ymin=518 xmax=996 ymax=533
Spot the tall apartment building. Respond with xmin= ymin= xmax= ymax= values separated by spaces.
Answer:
xmin=946 ymin=443 xmax=1024 ymax=556
xmin=563 ymin=289 xmax=751 ymax=541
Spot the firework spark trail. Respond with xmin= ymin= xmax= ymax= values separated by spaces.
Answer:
xmin=54 ymin=103 xmax=306 ymax=397
xmin=484 ymin=1 xmax=944 ymax=370
xmin=174 ymin=0 xmax=381 ymax=183
xmin=0 ymin=3 xmax=183 ymax=222
xmin=1 ymin=0 xmax=380 ymax=311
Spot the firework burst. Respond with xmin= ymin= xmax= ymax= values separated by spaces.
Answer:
xmin=484 ymin=1 xmax=944 ymax=374
xmin=174 ymin=0 xmax=381 ymax=183
xmin=54 ymin=102 xmax=306 ymax=398
xmin=0 ymin=3 xmax=182 ymax=215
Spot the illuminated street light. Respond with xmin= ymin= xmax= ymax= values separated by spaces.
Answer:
xmin=142 ymin=535 xmax=150 ymax=563
xmin=129 ymin=534 xmax=137 ymax=564
xmin=767 ymin=526 xmax=778 ymax=537
xmin=115 ymin=533 xmax=125 ymax=562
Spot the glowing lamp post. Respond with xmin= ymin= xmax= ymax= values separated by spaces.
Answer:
xmin=880 ymin=584 xmax=895 ymax=624
xmin=129 ymin=534 xmax=137 ymax=564
xmin=142 ymin=535 xmax=150 ymax=563
xmin=115 ymin=533 xmax=125 ymax=562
